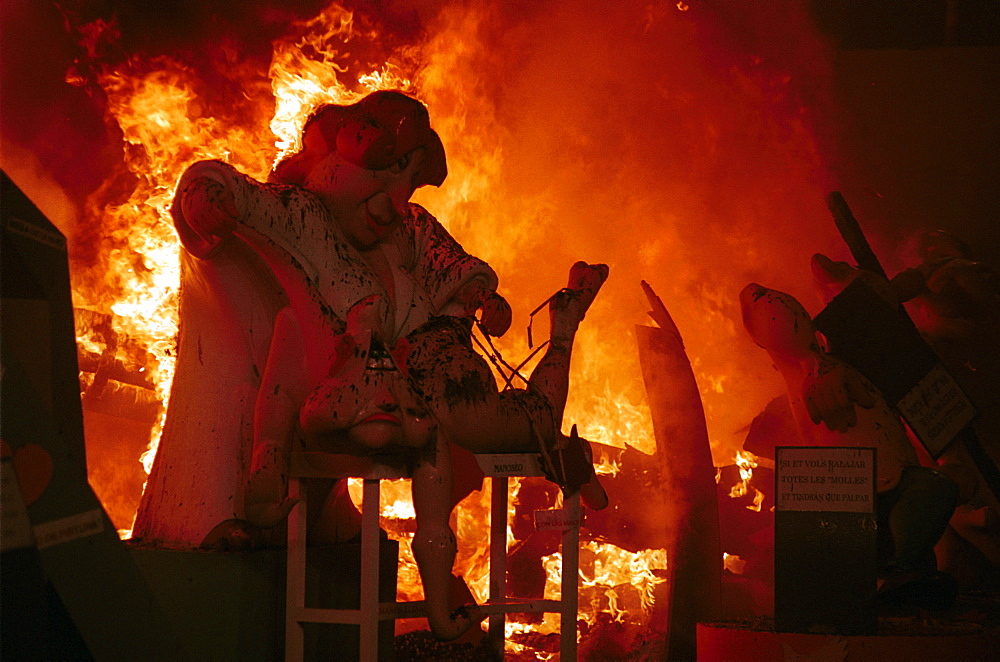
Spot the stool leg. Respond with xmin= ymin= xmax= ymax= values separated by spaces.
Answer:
xmin=488 ymin=476 xmax=509 ymax=657
xmin=360 ymin=478 xmax=381 ymax=660
xmin=560 ymin=494 xmax=580 ymax=661
xmin=285 ymin=477 xmax=306 ymax=662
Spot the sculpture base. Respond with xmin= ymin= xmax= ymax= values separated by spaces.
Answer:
xmin=697 ymin=615 xmax=1000 ymax=661
xmin=130 ymin=539 xmax=398 ymax=661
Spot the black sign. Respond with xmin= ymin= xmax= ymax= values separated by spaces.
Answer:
xmin=775 ymin=446 xmax=877 ymax=635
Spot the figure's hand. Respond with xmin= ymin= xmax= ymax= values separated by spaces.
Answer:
xmin=426 ymin=605 xmax=479 ymax=642
xmin=802 ymin=356 xmax=876 ymax=433
xmin=477 ymin=291 xmax=512 ymax=337
xmin=346 ymin=294 xmax=387 ymax=339
xmin=923 ymin=258 xmax=998 ymax=319
xmin=245 ymin=431 xmax=299 ymax=530
xmin=178 ymin=176 xmax=239 ymax=242
xmin=811 ymin=253 xmax=898 ymax=306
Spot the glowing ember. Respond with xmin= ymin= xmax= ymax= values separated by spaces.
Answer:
xmin=545 ymin=542 xmax=668 ymax=625
xmin=722 ymin=552 xmax=747 ymax=575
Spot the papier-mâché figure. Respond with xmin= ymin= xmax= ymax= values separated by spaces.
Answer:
xmin=813 ymin=244 xmax=1000 ymax=584
xmin=740 ymin=283 xmax=958 ymax=607
xmin=134 ymin=90 xmax=606 ymax=640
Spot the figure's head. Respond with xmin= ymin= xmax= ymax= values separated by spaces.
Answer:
xmin=740 ymin=283 xmax=817 ymax=359
xmin=345 ymin=344 xmax=436 ymax=452
xmin=272 ymin=90 xmax=447 ymax=249
xmin=919 ymin=230 xmax=971 ymax=263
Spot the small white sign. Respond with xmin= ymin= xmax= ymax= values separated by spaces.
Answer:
xmin=533 ymin=508 xmax=583 ymax=531
xmin=475 ymin=453 xmax=545 ymax=477
xmin=33 ymin=508 xmax=105 ymax=550
xmin=897 ymin=364 xmax=976 ymax=458
xmin=776 ymin=447 xmax=875 ymax=513
xmin=379 ymin=600 xmax=426 ymax=619
xmin=1 ymin=460 xmax=35 ymax=552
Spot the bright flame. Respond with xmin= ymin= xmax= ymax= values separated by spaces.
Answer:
xmin=544 ymin=542 xmax=668 ymax=627
xmin=268 ymin=3 xmax=416 ymax=164
xmin=729 ymin=449 xmax=765 ymax=512
xmin=723 ymin=552 xmax=747 ymax=575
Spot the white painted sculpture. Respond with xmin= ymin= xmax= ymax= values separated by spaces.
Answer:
xmin=739 ymin=282 xmax=918 ymax=492
xmin=741 ymin=281 xmax=962 ymax=601
xmin=133 ymin=91 xmax=606 ymax=640
xmin=812 ymin=246 xmax=1000 ymax=577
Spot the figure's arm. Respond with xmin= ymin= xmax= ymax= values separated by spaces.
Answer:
xmin=448 ymin=282 xmax=512 ymax=337
xmin=741 ymin=284 xmax=875 ymax=434
xmin=171 ymin=160 xmax=330 ymax=278
xmin=801 ymin=355 xmax=877 ymax=433
xmin=172 ymin=162 xmax=242 ymax=259
xmin=245 ymin=307 xmax=307 ymax=527
xmin=923 ymin=259 xmax=1000 ymax=320
xmin=404 ymin=205 xmax=510 ymax=336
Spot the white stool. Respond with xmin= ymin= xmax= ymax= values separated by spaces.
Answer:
xmin=284 ymin=451 xmax=582 ymax=661
xmin=475 ymin=453 xmax=581 ymax=660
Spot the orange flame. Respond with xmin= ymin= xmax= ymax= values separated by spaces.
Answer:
xmin=729 ymin=449 xmax=765 ymax=512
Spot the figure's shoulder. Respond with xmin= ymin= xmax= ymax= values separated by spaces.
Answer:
xmin=401 ymin=202 xmax=452 ymax=244
xmin=178 ymin=159 xmax=260 ymax=193
xmin=183 ymin=158 xmax=240 ymax=178
xmin=405 ymin=202 xmax=440 ymax=227
xmin=182 ymin=159 xmax=286 ymax=189
xmin=180 ymin=159 xmax=322 ymax=206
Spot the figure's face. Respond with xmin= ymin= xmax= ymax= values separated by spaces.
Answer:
xmin=303 ymin=148 xmax=426 ymax=250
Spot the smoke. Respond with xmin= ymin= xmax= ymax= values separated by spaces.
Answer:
xmin=413 ymin=0 xmax=843 ymax=455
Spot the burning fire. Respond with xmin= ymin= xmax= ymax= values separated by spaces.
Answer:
xmin=729 ymin=449 xmax=765 ymax=512
xmin=50 ymin=0 xmax=839 ymax=655
xmin=65 ymin=1 xmax=679 ymax=649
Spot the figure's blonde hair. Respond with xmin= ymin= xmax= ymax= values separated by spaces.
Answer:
xmin=270 ymin=90 xmax=447 ymax=188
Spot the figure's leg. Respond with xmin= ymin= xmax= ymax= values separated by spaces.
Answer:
xmin=878 ymin=465 xmax=960 ymax=610
xmin=886 ymin=465 xmax=959 ymax=574
xmin=410 ymin=433 xmax=477 ymax=641
xmin=399 ymin=263 xmax=609 ymax=507
xmin=245 ymin=307 xmax=308 ymax=528
xmin=400 ymin=262 xmax=608 ymax=454
xmin=527 ymin=261 xmax=609 ymax=416
xmin=524 ymin=263 xmax=610 ymax=507
xmin=307 ymin=478 xmax=363 ymax=546
xmin=399 ymin=315 xmax=540 ymax=452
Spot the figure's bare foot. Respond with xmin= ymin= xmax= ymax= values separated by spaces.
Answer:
xmin=578 ymin=435 xmax=609 ymax=511
xmin=550 ymin=261 xmax=609 ymax=346
xmin=540 ymin=425 xmax=609 ymax=510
